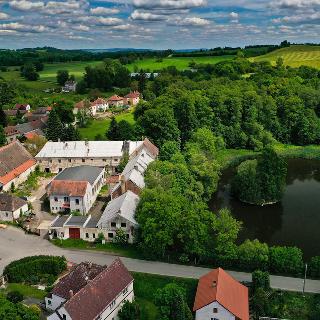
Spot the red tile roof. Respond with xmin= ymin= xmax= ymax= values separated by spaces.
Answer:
xmin=4 ymin=126 xmax=19 ymax=136
xmin=125 ymin=91 xmax=140 ymax=99
xmin=64 ymin=258 xmax=133 ymax=320
xmin=193 ymin=268 xmax=249 ymax=320
xmin=0 ymin=141 xmax=35 ymax=185
xmin=91 ymin=98 xmax=107 ymax=105
xmin=108 ymin=95 xmax=124 ymax=102
xmin=24 ymin=132 xmax=39 ymax=140
xmin=47 ymin=180 xmax=88 ymax=197
xmin=52 ymin=262 xmax=104 ymax=300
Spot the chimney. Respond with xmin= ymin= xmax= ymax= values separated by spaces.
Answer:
xmin=120 ymin=175 xmax=126 ymax=194
xmin=69 ymin=290 xmax=74 ymax=298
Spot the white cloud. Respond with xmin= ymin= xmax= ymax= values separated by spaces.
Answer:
xmin=133 ymin=0 xmax=207 ymax=9
xmin=270 ymin=0 xmax=320 ymax=9
xmin=95 ymin=16 xmax=123 ymax=25
xmin=9 ymin=0 xmax=44 ymax=11
xmin=229 ymin=11 xmax=239 ymax=22
xmin=0 ymin=12 xmax=9 ymax=20
xmin=72 ymin=24 xmax=90 ymax=31
xmin=0 ymin=22 xmax=48 ymax=32
xmin=131 ymin=10 xmax=167 ymax=20
xmin=90 ymin=7 xmax=120 ymax=15
xmin=111 ymin=23 xmax=132 ymax=30
xmin=169 ymin=16 xmax=210 ymax=26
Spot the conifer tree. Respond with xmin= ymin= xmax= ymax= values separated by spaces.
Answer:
xmin=46 ymin=109 xmax=63 ymax=141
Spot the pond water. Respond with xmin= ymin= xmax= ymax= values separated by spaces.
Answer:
xmin=210 ymin=159 xmax=320 ymax=260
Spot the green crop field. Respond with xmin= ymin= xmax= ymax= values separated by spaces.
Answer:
xmin=39 ymin=60 xmax=102 ymax=82
xmin=79 ymin=111 xmax=135 ymax=140
xmin=252 ymin=45 xmax=320 ymax=68
xmin=126 ymin=55 xmax=235 ymax=71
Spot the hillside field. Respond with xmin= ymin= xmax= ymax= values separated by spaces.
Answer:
xmin=252 ymin=45 xmax=320 ymax=68
xmin=126 ymin=55 xmax=235 ymax=71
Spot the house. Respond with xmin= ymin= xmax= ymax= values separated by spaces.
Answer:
xmin=124 ymin=91 xmax=140 ymax=106
xmin=62 ymin=81 xmax=77 ymax=93
xmin=111 ymin=148 xmax=155 ymax=199
xmin=130 ymin=72 xmax=159 ymax=78
xmin=107 ymin=95 xmax=124 ymax=107
xmin=4 ymin=126 xmax=20 ymax=143
xmin=46 ymin=165 xmax=105 ymax=214
xmin=73 ymin=100 xmax=96 ymax=116
xmin=0 ymin=193 xmax=29 ymax=221
xmin=91 ymin=98 xmax=109 ymax=112
xmin=111 ymin=138 xmax=158 ymax=199
xmin=0 ymin=141 xmax=36 ymax=192
xmin=49 ymin=214 xmax=100 ymax=241
xmin=24 ymin=107 xmax=51 ymax=121
xmin=4 ymin=109 xmax=28 ymax=117
xmin=97 ymin=190 xmax=139 ymax=243
xmin=193 ymin=268 xmax=249 ymax=320
xmin=35 ymin=140 xmax=144 ymax=174
xmin=14 ymin=104 xmax=31 ymax=112
xmin=46 ymin=258 xmax=134 ymax=320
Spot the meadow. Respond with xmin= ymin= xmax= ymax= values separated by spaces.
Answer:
xmin=126 ymin=55 xmax=235 ymax=71
xmin=252 ymin=45 xmax=320 ymax=69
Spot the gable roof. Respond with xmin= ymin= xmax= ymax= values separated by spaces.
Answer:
xmin=98 ymin=190 xmax=139 ymax=226
xmin=52 ymin=262 xmax=104 ymax=300
xmin=4 ymin=125 xmax=19 ymax=136
xmin=107 ymin=95 xmax=124 ymax=102
xmin=53 ymin=166 xmax=104 ymax=185
xmin=0 ymin=193 xmax=27 ymax=212
xmin=47 ymin=180 xmax=88 ymax=197
xmin=193 ymin=268 xmax=249 ymax=320
xmin=63 ymin=258 xmax=133 ymax=320
xmin=0 ymin=141 xmax=36 ymax=185
xmin=91 ymin=98 xmax=107 ymax=106
xmin=125 ymin=91 xmax=140 ymax=99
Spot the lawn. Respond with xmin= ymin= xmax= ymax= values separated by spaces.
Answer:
xmin=133 ymin=272 xmax=198 ymax=320
xmin=252 ymin=45 xmax=320 ymax=69
xmin=126 ymin=55 xmax=235 ymax=71
xmin=3 ymin=283 xmax=47 ymax=300
xmin=79 ymin=111 xmax=135 ymax=140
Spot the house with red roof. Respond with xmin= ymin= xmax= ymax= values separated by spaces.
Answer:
xmin=193 ymin=268 xmax=249 ymax=320
xmin=47 ymin=258 xmax=134 ymax=320
xmin=91 ymin=97 xmax=109 ymax=112
xmin=125 ymin=91 xmax=141 ymax=106
xmin=107 ymin=95 xmax=125 ymax=107
xmin=0 ymin=141 xmax=36 ymax=192
xmin=73 ymin=100 xmax=97 ymax=116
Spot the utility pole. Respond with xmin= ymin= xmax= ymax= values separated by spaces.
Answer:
xmin=303 ymin=263 xmax=308 ymax=295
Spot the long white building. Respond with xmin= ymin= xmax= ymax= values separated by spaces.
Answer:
xmin=35 ymin=140 xmax=143 ymax=174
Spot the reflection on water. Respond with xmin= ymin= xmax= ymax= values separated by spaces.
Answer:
xmin=210 ymin=159 xmax=320 ymax=260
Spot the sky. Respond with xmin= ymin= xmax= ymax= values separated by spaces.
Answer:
xmin=0 ymin=0 xmax=319 ymax=49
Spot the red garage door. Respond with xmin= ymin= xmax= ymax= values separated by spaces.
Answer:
xmin=69 ymin=228 xmax=80 ymax=239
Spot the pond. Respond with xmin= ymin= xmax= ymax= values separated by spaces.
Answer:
xmin=210 ymin=159 xmax=320 ymax=260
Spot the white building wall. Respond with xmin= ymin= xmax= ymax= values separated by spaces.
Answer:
xmin=195 ymin=301 xmax=235 ymax=320
xmin=0 ymin=204 xmax=28 ymax=222
xmin=45 ymin=294 xmax=66 ymax=311
xmin=2 ymin=165 xmax=36 ymax=192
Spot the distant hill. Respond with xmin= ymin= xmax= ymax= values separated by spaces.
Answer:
xmin=252 ymin=45 xmax=320 ymax=69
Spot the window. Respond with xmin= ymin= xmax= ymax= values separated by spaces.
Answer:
xmin=108 ymin=232 xmax=114 ymax=238
xmin=68 ymin=159 xmax=71 ymax=163
xmin=75 ymin=199 xmax=80 ymax=205
xmin=5 ymin=212 xmax=9 ymax=217
xmin=122 ymin=287 xmax=128 ymax=295
xmin=86 ymin=233 xmax=89 ymax=238
xmin=111 ymin=222 xmax=116 ymax=228
xmin=54 ymin=197 xmax=58 ymax=202
xmin=58 ymin=159 xmax=61 ymax=163
xmin=213 ymin=308 xmax=218 ymax=313
xmin=59 ymin=168 xmax=62 ymax=172
xmin=82 ymin=159 xmax=85 ymax=163
xmin=110 ymin=299 xmax=116 ymax=309
xmin=93 ymin=233 xmax=96 ymax=239
xmin=121 ymin=222 xmax=126 ymax=228
xmin=48 ymin=300 xmax=51 ymax=305
xmin=64 ymin=197 xmax=69 ymax=202
xmin=62 ymin=315 xmax=66 ymax=320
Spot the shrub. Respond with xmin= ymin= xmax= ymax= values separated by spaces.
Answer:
xmin=6 ymin=291 xmax=24 ymax=303
xmin=309 ymin=256 xmax=320 ymax=278
xmin=252 ymin=270 xmax=270 ymax=292
xmin=269 ymin=246 xmax=304 ymax=276
xmin=114 ymin=228 xmax=128 ymax=245
xmin=118 ymin=300 xmax=140 ymax=320
xmin=238 ymin=239 xmax=269 ymax=271
xmin=3 ymin=255 xmax=67 ymax=285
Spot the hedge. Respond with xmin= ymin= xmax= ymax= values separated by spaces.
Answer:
xmin=3 ymin=255 xmax=67 ymax=285
xmin=309 ymin=256 xmax=320 ymax=278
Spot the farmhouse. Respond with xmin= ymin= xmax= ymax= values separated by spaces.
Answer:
xmin=107 ymin=95 xmax=124 ymax=107
xmin=62 ymin=80 xmax=77 ymax=93
xmin=35 ymin=140 xmax=143 ymax=174
xmin=124 ymin=91 xmax=141 ymax=106
xmin=0 ymin=193 xmax=29 ymax=222
xmin=0 ymin=141 xmax=36 ymax=192
xmin=46 ymin=258 xmax=134 ymax=320
xmin=91 ymin=97 xmax=109 ymax=112
xmin=97 ymin=190 xmax=139 ymax=243
xmin=193 ymin=268 xmax=249 ymax=320
xmin=46 ymin=165 xmax=105 ymax=214
xmin=73 ymin=100 xmax=97 ymax=116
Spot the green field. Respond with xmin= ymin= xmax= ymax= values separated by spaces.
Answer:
xmin=79 ymin=111 xmax=135 ymax=140
xmin=39 ymin=61 xmax=102 ymax=82
xmin=127 ymin=55 xmax=235 ymax=71
xmin=252 ymin=45 xmax=320 ymax=68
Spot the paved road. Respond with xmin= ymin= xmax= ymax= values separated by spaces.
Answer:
xmin=1 ymin=227 xmax=319 ymax=294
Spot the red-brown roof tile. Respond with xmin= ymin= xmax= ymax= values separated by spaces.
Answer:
xmin=108 ymin=95 xmax=124 ymax=102
xmin=193 ymin=268 xmax=249 ymax=320
xmin=125 ymin=91 xmax=140 ymax=99
xmin=47 ymin=180 xmax=88 ymax=197
xmin=64 ymin=258 xmax=133 ymax=320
